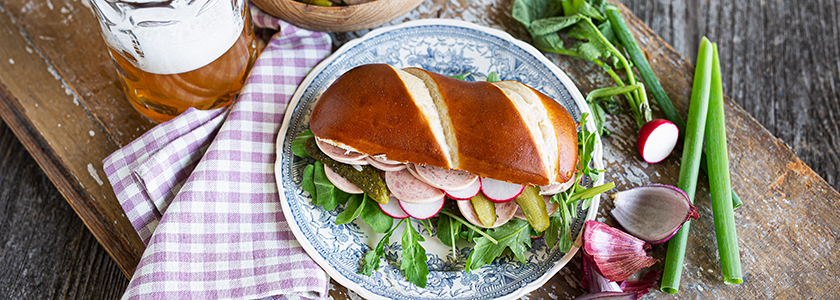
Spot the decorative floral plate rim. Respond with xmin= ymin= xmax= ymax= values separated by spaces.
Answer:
xmin=275 ymin=19 xmax=604 ymax=300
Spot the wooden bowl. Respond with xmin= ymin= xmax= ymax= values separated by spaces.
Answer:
xmin=252 ymin=0 xmax=425 ymax=32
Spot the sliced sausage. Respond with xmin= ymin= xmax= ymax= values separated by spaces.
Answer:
xmin=414 ymin=165 xmax=478 ymax=190
xmin=365 ymin=156 xmax=406 ymax=171
xmin=323 ymin=165 xmax=364 ymax=194
xmin=540 ymin=177 xmax=576 ymax=195
xmin=385 ymin=169 xmax=445 ymax=204
xmin=315 ymin=138 xmax=368 ymax=164
xmin=370 ymin=155 xmax=402 ymax=165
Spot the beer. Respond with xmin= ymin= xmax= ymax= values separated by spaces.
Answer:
xmin=109 ymin=21 xmax=258 ymax=122
xmin=90 ymin=0 xmax=258 ymax=122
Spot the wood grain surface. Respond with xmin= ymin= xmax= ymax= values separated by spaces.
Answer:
xmin=0 ymin=0 xmax=838 ymax=299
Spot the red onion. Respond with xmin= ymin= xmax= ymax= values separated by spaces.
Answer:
xmin=619 ymin=269 xmax=661 ymax=296
xmin=576 ymin=258 xmax=660 ymax=300
xmin=609 ymin=184 xmax=699 ymax=244
xmin=582 ymin=221 xmax=657 ymax=282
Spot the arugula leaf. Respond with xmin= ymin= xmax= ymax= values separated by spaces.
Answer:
xmin=360 ymin=195 xmax=393 ymax=233
xmin=465 ymin=219 xmax=532 ymax=272
xmin=556 ymin=201 xmax=574 ymax=253
xmin=292 ymin=130 xmax=314 ymax=158
xmin=448 ymin=73 xmax=471 ymax=80
xmin=360 ymin=219 xmax=403 ymax=276
xmin=486 ymin=71 xmax=501 ymax=83
xmin=544 ymin=214 xmax=561 ymax=249
xmin=335 ymin=194 xmax=364 ymax=225
xmin=401 ymin=220 xmax=429 ymax=288
xmin=436 ymin=214 xmax=461 ymax=247
xmin=302 ymin=164 xmax=316 ymax=198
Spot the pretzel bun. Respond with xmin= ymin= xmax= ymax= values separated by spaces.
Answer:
xmin=309 ymin=64 xmax=578 ymax=187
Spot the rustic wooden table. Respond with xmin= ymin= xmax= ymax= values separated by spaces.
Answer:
xmin=1 ymin=0 xmax=838 ymax=299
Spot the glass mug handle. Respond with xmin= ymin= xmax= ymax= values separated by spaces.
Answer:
xmin=88 ymin=0 xmax=258 ymax=122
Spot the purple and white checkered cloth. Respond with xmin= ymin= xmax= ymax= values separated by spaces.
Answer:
xmin=103 ymin=8 xmax=332 ymax=300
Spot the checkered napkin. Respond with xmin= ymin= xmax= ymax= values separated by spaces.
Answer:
xmin=103 ymin=8 xmax=332 ymax=300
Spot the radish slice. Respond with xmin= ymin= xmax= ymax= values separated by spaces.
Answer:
xmin=636 ymin=119 xmax=679 ymax=164
xmin=378 ymin=196 xmax=409 ymax=219
xmin=323 ymin=165 xmax=363 ymax=194
xmin=480 ymin=178 xmax=525 ymax=203
xmin=315 ymin=138 xmax=368 ymax=164
xmin=398 ymin=196 xmax=445 ymax=220
xmin=365 ymin=156 xmax=406 ymax=171
xmin=444 ymin=179 xmax=481 ymax=200
xmin=457 ymin=198 xmax=517 ymax=228
xmin=414 ymin=165 xmax=478 ymax=190
xmin=514 ymin=195 xmax=559 ymax=220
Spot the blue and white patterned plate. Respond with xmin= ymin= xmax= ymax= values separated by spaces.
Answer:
xmin=275 ymin=19 xmax=604 ymax=300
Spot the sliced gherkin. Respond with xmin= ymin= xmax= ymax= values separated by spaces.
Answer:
xmin=470 ymin=193 xmax=496 ymax=228
xmin=303 ymin=138 xmax=390 ymax=204
xmin=515 ymin=186 xmax=549 ymax=232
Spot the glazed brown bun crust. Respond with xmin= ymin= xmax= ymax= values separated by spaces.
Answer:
xmin=310 ymin=64 xmax=578 ymax=187
xmin=309 ymin=64 xmax=450 ymax=168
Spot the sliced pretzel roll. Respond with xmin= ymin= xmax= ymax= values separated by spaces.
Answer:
xmin=309 ymin=64 xmax=452 ymax=169
xmin=310 ymin=64 xmax=578 ymax=187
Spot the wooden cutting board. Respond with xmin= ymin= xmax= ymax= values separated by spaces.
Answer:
xmin=0 ymin=0 xmax=836 ymax=298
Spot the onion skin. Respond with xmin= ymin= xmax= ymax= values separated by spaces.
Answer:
xmin=609 ymin=184 xmax=699 ymax=244
xmin=583 ymin=221 xmax=657 ymax=282
xmin=574 ymin=292 xmax=639 ymax=300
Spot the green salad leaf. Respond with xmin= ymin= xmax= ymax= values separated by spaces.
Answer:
xmin=360 ymin=195 xmax=393 ymax=233
xmin=360 ymin=219 xmax=403 ymax=276
xmin=335 ymin=194 xmax=364 ymax=225
xmin=465 ymin=219 xmax=532 ymax=272
xmin=401 ymin=220 xmax=429 ymax=288
xmin=292 ymin=129 xmax=314 ymax=158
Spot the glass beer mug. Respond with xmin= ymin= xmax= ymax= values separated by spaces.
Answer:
xmin=88 ymin=0 xmax=258 ymax=122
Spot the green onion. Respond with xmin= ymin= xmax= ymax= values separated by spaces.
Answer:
xmin=660 ymin=37 xmax=714 ymax=294
xmin=705 ymin=43 xmax=743 ymax=285
xmin=605 ymin=8 xmax=742 ymax=210
xmin=605 ymin=8 xmax=684 ymax=136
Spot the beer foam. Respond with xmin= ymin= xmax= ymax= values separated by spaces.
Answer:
xmin=92 ymin=0 xmax=244 ymax=75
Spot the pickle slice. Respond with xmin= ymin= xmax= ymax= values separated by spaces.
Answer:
xmin=515 ymin=186 xmax=549 ymax=232
xmin=304 ymin=138 xmax=390 ymax=204
xmin=470 ymin=193 xmax=496 ymax=228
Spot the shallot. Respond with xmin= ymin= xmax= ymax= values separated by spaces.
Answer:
xmin=609 ymin=184 xmax=699 ymax=244
xmin=582 ymin=221 xmax=657 ymax=282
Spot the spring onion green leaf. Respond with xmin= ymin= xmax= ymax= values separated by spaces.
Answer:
xmin=660 ymin=37 xmax=715 ymax=294
xmin=705 ymin=43 xmax=743 ymax=285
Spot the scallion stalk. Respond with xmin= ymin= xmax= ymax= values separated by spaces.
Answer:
xmin=660 ymin=37 xmax=714 ymax=294
xmin=605 ymin=8 xmax=742 ymax=210
xmin=705 ymin=43 xmax=743 ymax=285
xmin=605 ymin=8 xmax=684 ymax=136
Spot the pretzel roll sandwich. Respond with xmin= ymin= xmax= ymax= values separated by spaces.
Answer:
xmin=307 ymin=63 xmax=578 ymax=230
